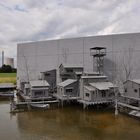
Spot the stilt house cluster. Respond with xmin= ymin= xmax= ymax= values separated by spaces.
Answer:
xmin=18 ymin=46 xmax=117 ymax=109
xmin=17 ymin=33 xmax=140 ymax=115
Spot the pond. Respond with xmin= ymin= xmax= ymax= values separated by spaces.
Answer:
xmin=0 ymin=101 xmax=140 ymax=140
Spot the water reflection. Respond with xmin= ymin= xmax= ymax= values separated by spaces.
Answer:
xmin=0 ymin=101 xmax=140 ymax=140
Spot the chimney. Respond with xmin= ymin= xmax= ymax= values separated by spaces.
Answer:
xmin=2 ymin=51 xmax=4 ymax=66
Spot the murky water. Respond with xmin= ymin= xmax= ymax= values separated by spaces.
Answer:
xmin=0 ymin=101 xmax=140 ymax=140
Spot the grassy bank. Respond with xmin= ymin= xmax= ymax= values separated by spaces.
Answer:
xmin=0 ymin=73 xmax=16 ymax=84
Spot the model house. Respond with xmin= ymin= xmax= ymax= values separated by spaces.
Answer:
xmin=117 ymin=79 xmax=140 ymax=117
xmin=29 ymin=80 xmax=50 ymax=98
xmin=59 ymin=63 xmax=83 ymax=81
xmin=79 ymin=75 xmax=117 ymax=108
xmin=56 ymin=79 xmax=79 ymax=101
xmin=84 ymin=82 xmax=116 ymax=102
xmin=41 ymin=69 xmax=56 ymax=93
xmin=124 ymin=79 xmax=140 ymax=98
xmin=21 ymin=80 xmax=50 ymax=101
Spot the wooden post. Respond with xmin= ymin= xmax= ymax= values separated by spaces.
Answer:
xmin=58 ymin=100 xmax=60 ymax=108
xmin=115 ymin=99 xmax=118 ymax=115
xmin=115 ymin=90 xmax=118 ymax=116
xmin=138 ymin=101 xmax=140 ymax=107
xmin=27 ymin=99 xmax=31 ymax=111
xmin=61 ymin=99 xmax=63 ymax=108
xmin=27 ymin=103 xmax=31 ymax=111
xmin=83 ymin=103 xmax=86 ymax=109
xmin=10 ymin=100 xmax=16 ymax=112
xmin=10 ymin=97 xmax=13 ymax=112
xmin=10 ymin=102 xmax=12 ymax=112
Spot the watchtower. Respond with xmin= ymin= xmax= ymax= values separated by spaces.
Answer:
xmin=90 ymin=47 xmax=106 ymax=74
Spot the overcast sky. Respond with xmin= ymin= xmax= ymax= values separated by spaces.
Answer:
xmin=0 ymin=0 xmax=140 ymax=59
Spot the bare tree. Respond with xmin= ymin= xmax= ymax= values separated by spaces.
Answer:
xmin=112 ymin=46 xmax=134 ymax=95
xmin=122 ymin=47 xmax=134 ymax=81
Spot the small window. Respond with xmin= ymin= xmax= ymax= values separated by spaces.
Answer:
xmin=134 ymin=89 xmax=138 ymax=93
xmin=102 ymin=91 xmax=106 ymax=97
xmin=66 ymin=69 xmax=73 ymax=73
xmin=66 ymin=88 xmax=73 ymax=93
xmin=85 ymin=93 xmax=90 ymax=97
xmin=62 ymin=78 xmax=67 ymax=81
xmin=34 ymin=91 xmax=44 ymax=97
xmin=109 ymin=92 xmax=114 ymax=97
xmin=45 ymin=73 xmax=50 ymax=76
xmin=125 ymin=88 xmax=127 ymax=92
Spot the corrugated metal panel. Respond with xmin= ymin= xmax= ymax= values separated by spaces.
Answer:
xmin=84 ymin=86 xmax=95 ymax=91
xmin=89 ymin=82 xmax=116 ymax=90
xmin=130 ymin=79 xmax=140 ymax=85
xmin=62 ymin=63 xmax=83 ymax=68
xmin=30 ymin=80 xmax=49 ymax=87
xmin=75 ymin=72 xmax=83 ymax=75
xmin=58 ymin=79 xmax=77 ymax=87
xmin=81 ymin=75 xmax=107 ymax=79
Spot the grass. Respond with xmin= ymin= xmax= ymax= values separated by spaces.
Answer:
xmin=0 ymin=73 xmax=16 ymax=84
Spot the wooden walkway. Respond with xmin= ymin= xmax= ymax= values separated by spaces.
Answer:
xmin=118 ymin=102 xmax=140 ymax=111
xmin=78 ymin=99 xmax=114 ymax=105
xmin=10 ymin=99 xmax=59 ymax=113
xmin=20 ymin=94 xmax=54 ymax=101
xmin=54 ymin=94 xmax=80 ymax=101
xmin=15 ymin=100 xmax=59 ymax=105
xmin=120 ymin=95 xmax=140 ymax=101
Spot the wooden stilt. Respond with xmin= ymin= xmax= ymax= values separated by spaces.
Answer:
xmin=61 ymin=100 xmax=63 ymax=108
xmin=115 ymin=96 xmax=118 ymax=116
xmin=57 ymin=100 xmax=60 ymax=108
xmin=27 ymin=99 xmax=31 ymax=111
xmin=27 ymin=103 xmax=31 ymax=111
xmin=83 ymin=103 xmax=87 ymax=109
xmin=115 ymin=106 xmax=118 ymax=115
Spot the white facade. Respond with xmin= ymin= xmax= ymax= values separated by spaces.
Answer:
xmin=17 ymin=33 xmax=140 ymax=89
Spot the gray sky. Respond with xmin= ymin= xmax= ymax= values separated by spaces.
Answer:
xmin=0 ymin=0 xmax=140 ymax=59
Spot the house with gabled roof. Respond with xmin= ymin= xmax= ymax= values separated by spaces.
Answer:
xmin=124 ymin=79 xmax=140 ymax=98
xmin=79 ymin=75 xmax=117 ymax=108
xmin=117 ymin=79 xmax=140 ymax=117
xmin=29 ymin=80 xmax=50 ymax=98
xmin=22 ymin=80 xmax=50 ymax=101
xmin=56 ymin=79 xmax=79 ymax=102
xmin=59 ymin=63 xmax=83 ymax=81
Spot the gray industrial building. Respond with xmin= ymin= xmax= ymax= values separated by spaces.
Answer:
xmin=17 ymin=32 xmax=140 ymax=91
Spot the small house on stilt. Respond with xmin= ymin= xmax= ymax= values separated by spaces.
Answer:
xmin=56 ymin=79 xmax=79 ymax=107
